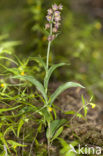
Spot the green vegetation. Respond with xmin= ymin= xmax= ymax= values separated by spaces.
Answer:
xmin=0 ymin=0 xmax=102 ymax=155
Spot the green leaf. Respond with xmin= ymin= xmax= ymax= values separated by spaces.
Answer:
xmin=4 ymin=126 xmax=16 ymax=137
xmin=81 ymin=95 xmax=85 ymax=106
xmin=18 ymin=106 xmax=37 ymax=114
xmin=64 ymin=111 xmax=76 ymax=115
xmin=76 ymin=113 xmax=84 ymax=119
xmin=46 ymin=119 xmax=66 ymax=139
xmin=51 ymin=126 xmax=63 ymax=141
xmin=0 ymin=105 xmax=21 ymax=114
xmin=0 ymin=64 xmax=19 ymax=74
xmin=58 ymin=137 xmax=68 ymax=147
xmin=83 ymin=106 xmax=88 ymax=117
xmin=1 ymin=41 xmax=21 ymax=49
xmin=0 ymin=151 xmax=7 ymax=156
xmin=44 ymin=63 xmax=67 ymax=90
xmin=49 ymin=82 xmax=85 ymax=105
xmin=90 ymin=96 xmax=93 ymax=102
xmin=17 ymin=117 xmax=24 ymax=137
xmin=0 ymin=132 xmax=10 ymax=152
xmin=58 ymin=138 xmax=79 ymax=156
xmin=40 ymin=108 xmax=52 ymax=122
xmin=0 ymin=56 xmax=18 ymax=65
xmin=81 ymin=95 xmax=88 ymax=117
xmin=7 ymin=140 xmax=26 ymax=147
xmin=13 ymin=75 xmax=47 ymax=102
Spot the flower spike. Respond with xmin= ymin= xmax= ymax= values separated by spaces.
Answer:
xmin=45 ymin=4 xmax=63 ymax=41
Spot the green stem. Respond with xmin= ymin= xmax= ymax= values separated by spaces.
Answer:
xmin=46 ymin=20 xmax=53 ymax=70
xmin=46 ymin=17 xmax=53 ymax=156
xmin=70 ymin=103 xmax=90 ymax=122
xmin=29 ymin=129 xmax=39 ymax=156
xmin=46 ymin=41 xmax=51 ymax=70
xmin=47 ymin=122 xmax=51 ymax=156
xmin=46 ymin=20 xmax=53 ymax=94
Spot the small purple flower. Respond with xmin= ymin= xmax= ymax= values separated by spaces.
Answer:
xmin=52 ymin=35 xmax=55 ymax=40
xmin=48 ymin=35 xmax=52 ymax=41
xmin=54 ymin=22 xmax=61 ymax=28
xmin=45 ymin=23 xmax=50 ymax=29
xmin=48 ymin=35 xmax=55 ymax=41
xmin=55 ymin=16 xmax=61 ymax=22
xmin=54 ymin=11 xmax=60 ymax=17
xmin=45 ymin=4 xmax=63 ymax=41
xmin=46 ymin=15 xmax=52 ymax=22
xmin=53 ymin=27 xmax=58 ymax=33
xmin=58 ymin=4 xmax=63 ymax=10
xmin=47 ymin=8 xmax=53 ymax=15
xmin=52 ymin=4 xmax=58 ymax=11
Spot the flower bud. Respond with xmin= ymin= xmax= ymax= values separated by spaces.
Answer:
xmin=53 ymin=27 xmax=58 ymax=33
xmin=48 ymin=35 xmax=52 ymax=41
xmin=51 ymin=34 xmax=55 ymax=40
xmin=45 ymin=23 xmax=50 ymax=29
xmin=58 ymin=4 xmax=63 ymax=10
xmin=48 ymin=35 xmax=55 ymax=41
xmin=55 ymin=22 xmax=61 ymax=28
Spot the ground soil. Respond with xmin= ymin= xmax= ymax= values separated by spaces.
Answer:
xmin=49 ymin=82 xmax=103 ymax=155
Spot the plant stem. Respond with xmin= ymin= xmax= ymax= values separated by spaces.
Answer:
xmin=46 ymin=20 xmax=53 ymax=70
xmin=46 ymin=16 xmax=54 ymax=156
xmin=29 ymin=130 xmax=38 ymax=156
xmin=4 ymin=145 xmax=8 ymax=156
xmin=48 ymin=139 xmax=50 ymax=156
xmin=47 ymin=122 xmax=51 ymax=156
xmin=46 ymin=41 xmax=51 ymax=70
xmin=70 ymin=103 xmax=90 ymax=122
xmin=22 ymin=127 xmax=24 ymax=156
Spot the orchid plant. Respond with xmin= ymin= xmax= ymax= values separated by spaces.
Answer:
xmin=14 ymin=4 xmax=84 ymax=156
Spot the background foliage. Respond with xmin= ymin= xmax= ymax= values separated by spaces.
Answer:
xmin=0 ymin=0 xmax=103 ymax=97
xmin=0 ymin=0 xmax=102 ymax=155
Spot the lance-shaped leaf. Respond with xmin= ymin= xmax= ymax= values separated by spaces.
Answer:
xmin=17 ymin=117 xmax=25 ymax=137
xmin=4 ymin=126 xmax=16 ymax=137
xmin=13 ymin=76 xmax=47 ymax=101
xmin=46 ymin=119 xmax=66 ymax=139
xmin=0 ymin=105 xmax=21 ymax=114
xmin=44 ymin=63 xmax=67 ymax=89
xmin=51 ymin=126 xmax=63 ymax=142
xmin=7 ymin=140 xmax=27 ymax=147
xmin=49 ymin=82 xmax=85 ymax=105
xmin=0 ymin=56 xmax=18 ymax=65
